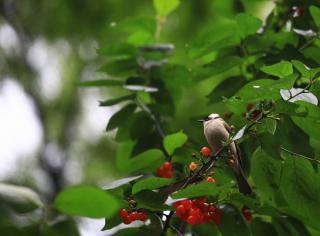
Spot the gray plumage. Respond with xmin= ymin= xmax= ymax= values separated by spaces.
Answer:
xmin=202 ymin=113 xmax=252 ymax=195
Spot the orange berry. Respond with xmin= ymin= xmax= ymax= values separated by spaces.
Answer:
xmin=189 ymin=162 xmax=198 ymax=171
xmin=206 ymin=177 xmax=216 ymax=183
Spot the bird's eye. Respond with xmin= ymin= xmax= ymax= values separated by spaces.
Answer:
xmin=204 ymin=117 xmax=211 ymax=121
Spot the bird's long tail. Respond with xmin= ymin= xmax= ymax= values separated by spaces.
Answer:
xmin=234 ymin=168 xmax=252 ymax=195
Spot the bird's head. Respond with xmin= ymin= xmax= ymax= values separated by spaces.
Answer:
xmin=198 ymin=113 xmax=221 ymax=125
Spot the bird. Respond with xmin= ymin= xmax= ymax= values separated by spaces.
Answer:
xmin=198 ymin=113 xmax=252 ymax=195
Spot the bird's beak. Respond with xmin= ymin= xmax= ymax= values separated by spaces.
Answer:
xmin=197 ymin=119 xmax=204 ymax=123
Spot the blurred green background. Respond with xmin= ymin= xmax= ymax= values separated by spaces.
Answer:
xmin=0 ymin=0 xmax=296 ymax=235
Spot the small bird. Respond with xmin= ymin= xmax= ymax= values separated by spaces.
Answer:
xmin=199 ymin=113 xmax=252 ymax=195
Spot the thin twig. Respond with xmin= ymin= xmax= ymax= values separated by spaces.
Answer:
xmin=135 ymin=98 xmax=171 ymax=160
xmin=161 ymin=211 xmax=174 ymax=236
xmin=280 ymin=147 xmax=320 ymax=164
xmin=298 ymin=37 xmax=317 ymax=51
xmin=170 ymin=225 xmax=183 ymax=236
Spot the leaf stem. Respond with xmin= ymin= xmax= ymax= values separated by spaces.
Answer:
xmin=280 ymin=146 xmax=320 ymax=164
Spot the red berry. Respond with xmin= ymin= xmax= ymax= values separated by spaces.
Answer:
xmin=163 ymin=162 xmax=172 ymax=171
xmin=162 ymin=171 xmax=173 ymax=178
xmin=209 ymin=205 xmax=217 ymax=214
xmin=242 ymin=207 xmax=252 ymax=224
xmin=176 ymin=205 xmax=186 ymax=217
xmin=189 ymin=208 xmax=201 ymax=218
xmin=123 ymin=216 xmax=132 ymax=225
xmin=119 ymin=209 xmax=129 ymax=219
xmin=128 ymin=211 xmax=139 ymax=221
xmin=173 ymin=201 xmax=181 ymax=208
xmin=187 ymin=215 xmax=198 ymax=225
xmin=156 ymin=168 xmax=164 ymax=177
xmin=206 ymin=176 xmax=216 ymax=183
xmin=210 ymin=212 xmax=223 ymax=225
xmin=137 ymin=212 xmax=148 ymax=221
xmin=192 ymin=197 xmax=206 ymax=208
xmin=200 ymin=147 xmax=211 ymax=157
xmin=196 ymin=214 xmax=205 ymax=224
xmin=156 ymin=162 xmax=173 ymax=178
xmin=181 ymin=199 xmax=191 ymax=209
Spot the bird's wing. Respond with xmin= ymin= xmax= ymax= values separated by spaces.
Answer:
xmin=223 ymin=121 xmax=243 ymax=167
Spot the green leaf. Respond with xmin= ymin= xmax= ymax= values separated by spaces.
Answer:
xmin=106 ymin=104 xmax=137 ymax=131
xmin=207 ymin=76 xmax=247 ymax=103
xmin=116 ymin=141 xmax=165 ymax=174
xmin=188 ymin=22 xmax=239 ymax=59
xmin=193 ymin=224 xmax=220 ymax=236
xmin=251 ymin=218 xmax=277 ymax=236
xmin=134 ymin=190 xmax=170 ymax=211
xmin=153 ymin=0 xmax=180 ymax=17
xmin=257 ymin=118 xmax=277 ymax=135
xmin=97 ymin=43 xmax=137 ymax=59
xmin=261 ymin=61 xmax=293 ymax=78
xmin=172 ymin=182 xmax=232 ymax=199
xmin=100 ymin=58 xmax=138 ymax=77
xmin=251 ymin=148 xmax=283 ymax=204
xmin=225 ymin=74 xmax=298 ymax=114
xmin=42 ymin=218 xmax=80 ymax=236
xmin=258 ymin=133 xmax=280 ymax=159
xmin=281 ymin=153 xmax=320 ymax=226
xmin=0 ymin=183 xmax=43 ymax=213
xmin=235 ymin=13 xmax=262 ymax=39
xmin=77 ymin=79 xmax=123 ymax=87
xmin=304 ymin=46 xmax=320 ymax=64
xmin=274 ymin=100 xmax=307 ymax=117
xmin=132 ymin=177 xmax=175 ymax=194
xmin=237 ymin=74 xmax=297 ymax=100
xmin=310 ymin=6 xmax=320 ymax=28
xmin=273 ymin=217 xmax=305 ymax=236
xmin=291 ymin=60 xmax=311 ymax=79
xmin=99 ymin=94 xmax=135 ymax=107
xmin=194 ymin=56 xmax=242 ymax=81
xmin=218 ymin=205 xmax=250 ymax=236
xmin=163 ymin=131 xmax=188 ymax=155
xmin=54 ymin=186 xmax=120 ymax=218
xmin=288 ymin=217 xmax=312 ymax=236
xmin=291 ymin=101 xmax=320 ymax=141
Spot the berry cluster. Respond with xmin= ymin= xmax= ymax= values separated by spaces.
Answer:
xmin=119 ymin=209 xmax=148 ymax=225
xmin=156 ymin=162 xmax=173 ymax=178
xmin=173 ymin=198 xmax=223 ymax=225
xmin=241 ymin=207 xmax=252 ymax=224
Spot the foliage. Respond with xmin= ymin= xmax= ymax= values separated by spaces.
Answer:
xmin=2 ymin=0 xmax=320 ymax=235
